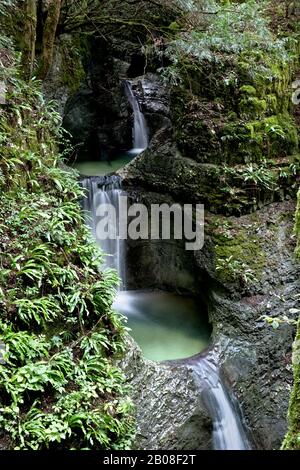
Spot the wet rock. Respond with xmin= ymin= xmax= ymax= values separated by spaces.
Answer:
xmin=207 ymin=201 xmax=300 ymax=449
xmin=120 ymin=337 xmax=213 ymax=450
xmin=123 ymin=189 xmax=203 ymax=294
xmin=46 ymin=10 xmax=299 ymax=450
xmin=63 ymin=86 xmax=98 ymax=146
xmin=130 ymin=74 xmax=170 ymax=117
xmin=121 ymin=190 xmax=299 ymax=449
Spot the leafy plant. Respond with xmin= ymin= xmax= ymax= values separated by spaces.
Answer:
xmin=241 ymin=164 xmax=277 ymax=191
xmin=0 ymin=46 xmax=134 ymax=449
xmin=216 ymin=255 xmax=258 ymax=286
xmin=261 ymin=314 xmax=297 ymax=330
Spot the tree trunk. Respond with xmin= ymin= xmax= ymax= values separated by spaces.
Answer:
xmin=22 ymin=0 xmax=37 ymax=80
xmin=38 ymin=0 xmax=62 ymax=80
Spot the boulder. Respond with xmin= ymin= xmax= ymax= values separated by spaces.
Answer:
xmin=120 ymin=337 xmax=213 ymax=450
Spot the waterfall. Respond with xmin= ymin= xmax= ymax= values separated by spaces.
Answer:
xmin=81 ymin=175 xmax=126 ymax=289
xmin=81 ymin=175 xmax=250 ymax=450
xmin=188 ymin=351 xmax=250 ymax=450
xmin=124 ymin=81 xmax=149 ymax=153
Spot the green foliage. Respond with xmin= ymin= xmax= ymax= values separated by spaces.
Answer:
xmin=261 ymin=314 xmax=297 ymax=330
xmin=0 ymin=327 xmax=133 ymax=449
xmin=239 ymin=85 xmax=257 ymax=96
xmin=282 ymin=317 xmax=300 ymax=449
xmin=212 ymin=216 xmax=265 ymax=288
xmin=294 ymin=188 xmax=300 ymax=258
xmin=162 ymin=0 xmax=298 ymax=86
xmin=216 ymin=255 xmax=258 ymax=287
xmin=0 ymin=51 xmax=134 ymax=449
xmin=240 ymin=164 xmax=277 ymax=191
xmin=284 ymin=167 xmax=300 ymax=449
xmin=162 ymin=0 xmax=299 ymax=216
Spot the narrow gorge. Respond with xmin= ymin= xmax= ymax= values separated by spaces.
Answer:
xmin=0 ymin=0 xmax=300 ymax=455
xmin=80 ymin=85 xmax=250 ymax=449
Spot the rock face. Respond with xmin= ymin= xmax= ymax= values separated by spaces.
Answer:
xmin=119 ymin=76 xmax=299 ymax=216
xmin=122 ymin=197 xmax=299 ymax=449
xmin=210 ymin=201 xmax=299 ymax=450
xmin=62 ymin=42 xmax=132 ymax=161
xmin=70 ymin=67 xmax=298 ymax=449
xmin=119 ymin=70 xmax=299 ymax=449
xmin=116 ymin=66 xmax=299 ymax=449
xmin=129 ymin=74 xmax=171 ymax=139
xmin=120 ymin=337 xmax=212 ymax=450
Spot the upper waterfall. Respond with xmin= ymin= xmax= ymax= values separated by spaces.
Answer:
xmin=124 ymin=81 xmax=149 ymax=153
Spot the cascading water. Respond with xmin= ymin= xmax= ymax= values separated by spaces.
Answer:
xmin=81 ymin=173 xmax=250 ymax=450
xmin=124 ymin=81 xmax=149 ymax=154
xmin=188 ymin=351 xmax=250 ymax=450
xmin=74 ymin=82 xmax=149 ymax=177
xmin=81 ymin=175 xmax=126 ymax=288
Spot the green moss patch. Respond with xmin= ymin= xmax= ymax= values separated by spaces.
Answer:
xmin=210 ymin=217 xmax=266 ymax=287
xmin=282 ymin=318 xmax=300 ymax=450
xmin=164 ymin=0 xmax=300 ymax=214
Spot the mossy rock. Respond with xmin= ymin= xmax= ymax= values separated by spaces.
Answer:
xmin=211 ymin=221 xmax=266 ymax=286
xmin=281 ymin=318 xmax=300 ymax=450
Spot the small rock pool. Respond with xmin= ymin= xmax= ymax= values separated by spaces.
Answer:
xmin=113 ymin=291 xmax=212 ymax=362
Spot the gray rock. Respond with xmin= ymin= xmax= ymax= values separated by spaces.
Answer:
xmin=120 ymin=337 xmax=212 ymax=450
xmin=130 ymin=74 xmax=170 ymax=117
xmin=206 ymin=202 xmax=299 ymax=449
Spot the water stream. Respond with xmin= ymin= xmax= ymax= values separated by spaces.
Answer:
xmin=124 ymin=80 xmax=149 ymax=153
xmin=81 ymin=175 xmax=126 ymax=288
xmin=80 ymin=80 xmax=249 ymax=450
xmin=74 ymin=81 xmax=148 ymax=177
xmin=188 ymin=351 xmax=249 ymax=450
xmin=81 ymin=175 xmax=250 ymax=450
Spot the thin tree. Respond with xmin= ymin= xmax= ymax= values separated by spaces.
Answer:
xmin=38 ymin=0 xmax=62 ymax=80
xmin=22 ymin=0 xmax=37 ymax=80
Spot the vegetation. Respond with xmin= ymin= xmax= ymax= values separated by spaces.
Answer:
xmin=210 ymin=215 xmax=265 ymax=290
xmin=165 ymin=4 xmax=299 ymax=448
xmin=8 ymin=0 xmax=182 ymax=81
xmin=158 ymin=0 xmax=300 ymax=214
xmin=0 ymin=44 xmax=133 ymax=449
xmin=283 ymin=191 xmax=300 ymax=450
xmin=0 ymin=0 xmax=300 ymax=452
xmin=282 ymin=312 xmax=300 ymax=449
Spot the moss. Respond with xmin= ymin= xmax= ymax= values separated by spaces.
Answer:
xmin=168 ymin=21 xmax=180 ymax=32
xmin=59 ymin=35 xmax=89 ymax=93
xmin=281 ymin=317 xmax=300 ymax=449
xmin=265 ymin=94 xmax=278 ymax=115
xmin=239 ymin=85 xmax=257 ymax=96
xmin=220 ymin=113 xmax=298 ymax=163
xmin=239 ymin=96 xmax=267 ymax=116
xmin=211 ymin=221 xmax=266 ymax=285
xmin=294 ymin=188 xmax=300 ymax=258
xmin=168 ymin=0 xmax=299 ymax=217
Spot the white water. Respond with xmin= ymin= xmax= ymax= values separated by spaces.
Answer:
xmin=81 ymin=175 xmax=126 ymax=289
xmin=188 ymin=351 xmax=249 ymax=450
xmin=124 ymin=81 xmax=149 ymax=151
xmin=82 ymin=173 xmax=249 ymax=451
